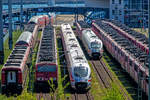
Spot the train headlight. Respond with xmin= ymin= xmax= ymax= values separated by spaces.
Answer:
xmin=53 ymin=77 xmax=56 ymax=81
xmin=37 ymin=77 xmax=43 ymax=81
xmin=37 ymin=77 xmax=41 ymax=81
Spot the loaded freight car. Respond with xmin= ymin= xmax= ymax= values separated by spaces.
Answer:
xmin=102 ymin=19 xmax=149 ymax=54
xmin=35 ymin=24 xmax=58 ymax=87
xmin=61 ymin=23 xmax=91 ymax=90
xmin=92 ymin=20 xmax=149 ymax=95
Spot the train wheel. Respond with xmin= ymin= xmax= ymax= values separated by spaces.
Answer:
xmin=1 ymin=87 xmax=6 ymax=94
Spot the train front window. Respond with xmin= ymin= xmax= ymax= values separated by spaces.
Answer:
xmin=74 ymin=67 xmax=88 ymax=77
xmin=91 ymin=42 xmax=100 ymax=48
xmin=37 ymin=65 xmax=56 ymax=72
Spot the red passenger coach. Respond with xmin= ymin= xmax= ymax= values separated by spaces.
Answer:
xmin=92 ymin=19 xmax=149 ymax=95
xmin=28 ymin=15 xmax=50 ymax=28
xmin=102 ymin=20 xmax=149 ymax=54
xmin=1 ymin=46 xmax=31 ymax=94
xmin=15 ymin=31 xmax=33 ymax=47
xmin=35 ymin=25 xmax=58 ymax=87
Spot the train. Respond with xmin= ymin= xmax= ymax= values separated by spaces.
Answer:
xmin=1 ymin=32 xmax=33 ymax=94
xmin=61 ymin=23 xmax=91 ymax=90
xmin=102 ymin=19 xmax=149 ymax=54
xmin=28 ymin=15 xmax=50 ymax=28
xmin=92 ymin=19 xmax=149 ymax=95
xmin=76 ymin=21 xmax=103 ymax=59
xmin=35 ymin=24 xmax=58 ymax=87
xmin=1 ymin=15 xmax=50 ymax=94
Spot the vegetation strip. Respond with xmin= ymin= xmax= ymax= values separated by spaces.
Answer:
xmin=102 ymin=51 xmax=133 ymax=100
xmin=0 ymin=30 xmax=22 ymax=70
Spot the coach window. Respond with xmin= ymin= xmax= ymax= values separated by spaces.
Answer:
xmin=129 ymin=60 xmax=132 ymax=66
xmin=121 ymin=51 xmax=124 ymax=56
xmin=112 ymin=0 xmax=115 ymax=4
xmin=140 ymin=71 xmax=143 ymax=77
xmin=112 ymin=10 xmax=115 ymax=15
xmin=134 ymin=64 xmax=138 ymax=72
xmin=146 ymin=76 xmax=148 ymax=83
xmin=125 ymin=56 xmax=128 ymax=61
xmin=119 ymin=0 xmax=121 ymax=4
xmin=119 ymin=10 xmax=122 ymax=15
xmin=118 ymin=49 xmax=120 ymax=54
xmin=115 ymin=46 xmax=116 ymax=50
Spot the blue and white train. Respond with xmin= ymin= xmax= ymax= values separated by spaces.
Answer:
xmin=61 ymin=23 xmax=91 ymax=90
xmin=76 ymin=21 xmax=103 ymax=59
xmin=82 ymin=29 xmax=103 ymax=58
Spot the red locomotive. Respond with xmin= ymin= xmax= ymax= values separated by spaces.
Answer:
xmin=35 ymin=25 xmax=58 ymax=88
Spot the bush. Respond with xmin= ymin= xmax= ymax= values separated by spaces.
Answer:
xmin=102 ymin=83 xmax=123 ymax=100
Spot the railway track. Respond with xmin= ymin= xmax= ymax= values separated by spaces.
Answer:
xmin=36 ymin=93 xmax=52 ymax=100
xmin=91 ymin=59 xmax=132 ymax=100
xmin=72 ymin=91 xmax=94 ymax=100
xmin=91 ymin=60 xmax=112 ymax=89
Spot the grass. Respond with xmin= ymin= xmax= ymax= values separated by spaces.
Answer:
xmin=132 ymin=28 xmax=148 ymax=37
xmin=0 ymin=31 xmax=41 ymax=100
xmin=75 ymin=31 xmax=131 ymax=99
xmin=88 ymin=62 xmax=104 ymax=100
xmin=75 ymin=35 xmax=110 ymax=100
xmin=102 ymin=57 xmax=133 ymax=100
xmin=102 ymin=50 xmax=139 ymax=100
xmin=0 ymin=30 xmax=22 ymax=70
xmin=55 ymin=27 xmax=66 ymax=100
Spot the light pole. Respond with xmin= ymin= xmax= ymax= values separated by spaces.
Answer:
xmin=148 ymin=0 xmax=150 ymax=99
xmin=20 ymin=0 xmax=23 ymax=30
xmin=74 ymin=0 xmax=77 ymax=23
xmin=8 ymin=0 xmax=13 ymax=50
xmin=0 ymin=0 xmax=4 ymax=64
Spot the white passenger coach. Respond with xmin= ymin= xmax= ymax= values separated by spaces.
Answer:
xmin=61 ymin=23 xmax=91 ymax=90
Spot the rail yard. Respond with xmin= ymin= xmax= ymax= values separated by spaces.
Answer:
xmin=0 ymin=14 xmax=149 ymax=100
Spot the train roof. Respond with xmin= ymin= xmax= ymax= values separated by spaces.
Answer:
xmin=104 ymin=19 xmax=148 ymax=47
xmin=36 ymin=25 xmax=56 ymax=64
xmin=94 ymin=20 xmax=148 ymax=69
xmin=24 ymin=23 xmax=36 ymax=33
xmin=61 ymin=23 xmax=89 ymax=67
xmin=16 ymin=31 xmax=32 ymax=45
xmin=77 ymin=21 xmax=90 ymax=28
xmin=82 ymin=29 xmax=102 ymax=44
xmin=28 ymin=15 xmax=44 ymax=24
xmin=3 ymin=46 xmax=29 ymax=68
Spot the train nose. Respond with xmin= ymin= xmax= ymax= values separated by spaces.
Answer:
xmin=75 ymin=82 xmax=88 ymax=89
xmin=92 ymin=52 xmax=100 ymax=56
xmin=92 ymin=53 xmax=100 ymax=59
